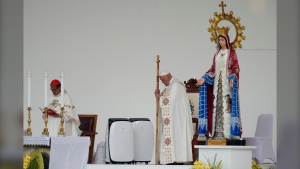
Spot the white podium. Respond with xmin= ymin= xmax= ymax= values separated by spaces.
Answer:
xmin=195 ymin=145 xmax=256 ymax=169
xmin=50 ymin=136 xmax=90 ymax=169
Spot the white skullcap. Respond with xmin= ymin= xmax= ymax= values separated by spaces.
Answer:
xmin=159 ymin=70 xmax=170 ymax=76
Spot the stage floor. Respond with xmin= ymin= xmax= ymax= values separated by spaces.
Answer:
xmin=87 ymin=164 xmax=193 ymax=169
xmin=86 ymin=163 xmax=276 ymax=169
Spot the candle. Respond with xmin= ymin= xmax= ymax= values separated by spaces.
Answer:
xmin=60 ymin=71 xmax=64 ymax=107
xmin=44 ymin=70 xmax=48 ymax=107
xmin=28 ymin=70 xmax=31 ymax=107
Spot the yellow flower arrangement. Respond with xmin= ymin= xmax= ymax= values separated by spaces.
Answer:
xmin=252 ymin=158 xmax=276 ymax=169
xmin=192 ymin=155 xmax=276 ymax=169
xmin=252 ymin=160 xmax=263 ymax=169
xmin=23 ymin=150 xmax=44 ymax=169
xmin=23 ymin=155 xmax=31 ymax=169
xmin=191 ymin=154 xmax=222 ymax=169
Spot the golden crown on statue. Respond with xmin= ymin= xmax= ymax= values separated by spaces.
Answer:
xmin=208 ymin=1 xmax=246 ymax=49
xmin=217 ymin=26 xmax=230 ymax=36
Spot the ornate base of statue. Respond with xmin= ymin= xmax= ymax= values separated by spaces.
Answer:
xmin=207 ymin=139 xmax=227 ymax=146
xmin=226 ymin=139 xmax=246 ymax=146
xmin=207 ymin=139 xmax=246 ymax=146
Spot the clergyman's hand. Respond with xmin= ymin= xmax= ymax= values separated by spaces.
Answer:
xmin=196 ymin=78 xmax=205 ymax=86
xmin=154 ymin=89 xmax=160 ymax=100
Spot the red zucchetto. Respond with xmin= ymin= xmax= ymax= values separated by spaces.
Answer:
xmin=50 ymin=79 xmax=61 ymax=86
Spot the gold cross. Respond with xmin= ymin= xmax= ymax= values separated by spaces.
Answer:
xmin=219 ymin=1 xmax=227 ymax=14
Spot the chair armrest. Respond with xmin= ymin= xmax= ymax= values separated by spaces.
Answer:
xmin=81 ymin=131 xmax=98 ymax=136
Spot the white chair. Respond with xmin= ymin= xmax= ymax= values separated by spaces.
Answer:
xmin=243 ymin=114 xmax=276 ymax=164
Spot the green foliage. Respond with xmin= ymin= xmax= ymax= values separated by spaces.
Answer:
xmin=204 ymin=153 xmax=223 ymax=169
xmin=28 ymin=158 xmax=39 ymax=169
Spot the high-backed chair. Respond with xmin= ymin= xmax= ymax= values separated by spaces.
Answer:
xmin=243 ymin=114 xmax=276 ymax=164
xmin=184 ymin=78 xmax=201 ymax=162
xmin=78 ymin=114 xmax=98 ymax=164
xmin=191 ymin=118 xmax=198 ymax=162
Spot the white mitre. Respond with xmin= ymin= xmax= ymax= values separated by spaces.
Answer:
xmin=159 ymin=70 xmax=170 ymax=76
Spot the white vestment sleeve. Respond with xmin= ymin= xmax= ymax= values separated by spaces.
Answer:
xmin=62 ymin=93 xmax=81 ymax=136
xmin=46 ymin=92 xmax=82 ymax=136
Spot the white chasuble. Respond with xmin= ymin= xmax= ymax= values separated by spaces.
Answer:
xmin=158 ymin=77 xmax=194 ymax=164
xmin=44 ymin=92 xmax=82 ymax=136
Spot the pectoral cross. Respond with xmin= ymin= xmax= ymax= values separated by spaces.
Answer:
xmin=219 ymin=1 xmax=227 ymax=14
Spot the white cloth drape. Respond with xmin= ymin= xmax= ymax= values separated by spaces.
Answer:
xmin=23 ymin=136 xmax=50 ymax=146
xmin=49 ymin=136 xmax=90 ymax=169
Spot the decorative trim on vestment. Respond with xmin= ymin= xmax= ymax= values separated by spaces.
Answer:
xmin=228 ymin=75 xmax=240 ymax=136
xmin=198 ymin=74 xmax=214 ymax=134
xmin=212 ymin=71 xmax=225 ymax=139
xmin=161 ymin=87 xmax=173 ymax=164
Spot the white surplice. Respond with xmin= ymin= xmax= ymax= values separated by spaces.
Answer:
xmin=158 ymin=77 xmax=194 ymax=164
xmin=43 ymin=91 xmax=82 ymax=136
